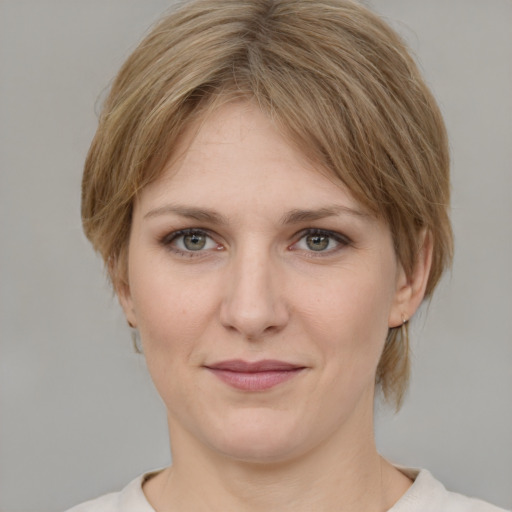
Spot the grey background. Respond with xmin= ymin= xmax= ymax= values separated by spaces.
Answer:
xmin=0 ymin=1 xmax=510 ymax=511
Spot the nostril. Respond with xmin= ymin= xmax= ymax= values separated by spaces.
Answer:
xmin=220 ymin=300 xmax=289 ymax=340
xmin=245 ymin=324 xmax=281 ymax=341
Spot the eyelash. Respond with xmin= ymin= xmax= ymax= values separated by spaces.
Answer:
xmin=159 ymin=228 xmax=351 ymax=258
xmin=290 ymin=228 xmax=352 ymax=256
xmin=160 ymin=228 xmax=222 ymax=258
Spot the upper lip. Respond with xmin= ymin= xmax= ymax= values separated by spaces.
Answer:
xmin=205 ymin=359 xmax=305 ymax=373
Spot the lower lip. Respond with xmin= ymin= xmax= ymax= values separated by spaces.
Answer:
xmin=207 ymin=368 xmax=303 ymax=391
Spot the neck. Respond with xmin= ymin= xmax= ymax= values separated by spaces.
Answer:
xmin=144 ymin=397 xmax=411 ymax=511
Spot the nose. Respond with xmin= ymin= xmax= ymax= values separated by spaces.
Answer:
xmin=219 ymin=245 xmax=289 ymax=340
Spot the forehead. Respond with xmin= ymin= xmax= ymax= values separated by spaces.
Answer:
xmin=138 ymin=101 xmax=367 ymax=217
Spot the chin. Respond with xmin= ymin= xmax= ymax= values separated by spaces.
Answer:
xmin=201 ymin=409 xmax=317 ymax=464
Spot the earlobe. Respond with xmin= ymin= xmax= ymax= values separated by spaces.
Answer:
xmin=116 ymin=279 xmax=138 ymax=329
xmin=109 ymin=250 xmax=137 ymax=328
xmin=389 ymin=230 xmax=433 ymax=328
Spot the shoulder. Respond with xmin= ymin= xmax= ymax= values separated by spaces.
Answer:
xmin=64 ymin=474 xmax=155 ymax=512
xmin=65 ymin=491 xmax=119 ymax=512
xmin=391 ymin=467 xmax=510 ymax=512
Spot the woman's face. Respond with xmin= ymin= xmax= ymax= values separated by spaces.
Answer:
xmin=120 ymin=102 xmax=413 ymax=463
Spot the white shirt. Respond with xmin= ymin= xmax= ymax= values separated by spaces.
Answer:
xmin=65 ymin=467 xmax=509 ymax=512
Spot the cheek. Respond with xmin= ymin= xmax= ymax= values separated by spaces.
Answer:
xmin=297 ymin=266 xmax=394 ymax=372
xmin=136 ymin=288 xmax=208 ymax=346
xmin=128 ymin=269 xmax=220 ymax=407
xmin=128 ymin=251 xmax=218 ymax=359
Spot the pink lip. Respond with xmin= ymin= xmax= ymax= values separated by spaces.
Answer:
xmin=205 ymin=359 xmax=306 ymax=391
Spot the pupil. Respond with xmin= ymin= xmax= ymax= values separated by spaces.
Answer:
xmin=307 ymin=234 xmax=329 ymax=251
xmin=184 ymin=233 xmax=206 ymax=250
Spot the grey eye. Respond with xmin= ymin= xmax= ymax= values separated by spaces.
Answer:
xmin=164 ymin=229 xmax=219 ymax=254
xmin=183 ymin=232 xmax=207 ymax=251
xmin=305 ymin=234 xmax=330 ymax=251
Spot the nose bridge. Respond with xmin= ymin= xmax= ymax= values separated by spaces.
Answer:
xmin=220 ymin=240 xmax=288 ymax=339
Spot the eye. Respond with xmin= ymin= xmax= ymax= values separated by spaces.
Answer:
xmin=291 ymin=229 xmax=350 ymax=254
xmin=181 ymin=232 xmax=209 ymax=251
xmin=162 ymin=229 xmax=221 ymax=255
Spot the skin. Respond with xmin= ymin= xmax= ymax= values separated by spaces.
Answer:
xmin=118 ymin=101 xmax=432 ymax=512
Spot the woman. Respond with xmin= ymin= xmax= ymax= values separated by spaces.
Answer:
xmin=68 ymin=0 xmax=507 ymax=510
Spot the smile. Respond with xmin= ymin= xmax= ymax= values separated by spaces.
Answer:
xmin=204 ymin=359 xmax=306 ymax=391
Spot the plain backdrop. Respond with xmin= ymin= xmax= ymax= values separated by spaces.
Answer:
xmin=1 ymin=1 xmax=511 ymax=511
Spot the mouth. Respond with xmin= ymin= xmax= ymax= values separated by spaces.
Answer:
xmin=204 ymin=359 xmax=306 ymax=391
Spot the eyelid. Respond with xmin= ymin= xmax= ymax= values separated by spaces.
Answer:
xmin=160 ymin=228 xmax=223 ymax=255
xmin=290 ymin=228 xmax=352 ymax=253
xmin=159 ymin=227 xmax=351 ymax=256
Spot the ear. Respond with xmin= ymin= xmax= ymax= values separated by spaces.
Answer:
xmin=109 ymin=255 xmax=138 ymax=329
xmin=117 ymin=280 xmax=138 ymax=329
xmin=388 ymin=230 xmax=433 ymax=328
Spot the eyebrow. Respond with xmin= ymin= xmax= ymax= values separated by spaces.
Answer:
xmin=143 ymin=204 xmax=369 ymax=224
xmin=280 ymin=206 xmax=369 ymax=224
xmin=144 ymin=205 xmax=228 ymax=224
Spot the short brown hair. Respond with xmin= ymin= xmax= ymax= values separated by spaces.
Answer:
xmin=82 ymin=0 xmax=453 ymax=409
